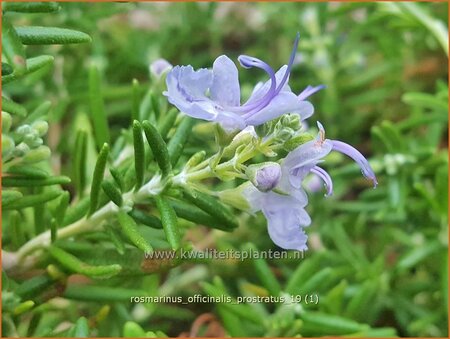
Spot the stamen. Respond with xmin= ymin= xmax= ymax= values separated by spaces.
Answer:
xmin=274 ymin=32 xmax=300 ymax=96
xmin=310 ymin=166 xmax=333 ymax=196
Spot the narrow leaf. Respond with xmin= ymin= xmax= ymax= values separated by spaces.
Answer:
xmin=3 ymin=190 xmax=62 ymax=210
xmin=2 ymin=16 xmax=26 ymax=72
xmin=183 ymin=188 xmax=238 ymax=230
xmin=132 ymin=120 xmax=145 ymax=189
xmin=158 ymin=108 xmax=178 ymax=139
xmin=142 ymin=120 xmax=172 ymax=177
xmin=2 ymin=176 xmax=71 ymax=187
xmin=109 ymin=168 xmax=124 ymax=192
xmin=155 ymin=195 xmax=181 ymax=250
xmin=132 ymin=79 xmax=140 ymax=121
xmin=117 ymin=210 xmax=153 ymax=252
xmin=88 ymin=143 xmax=109 ymax=216
xmin=64 ymin=285 xmax=147 ymax=302
xmin=129 ymin=209 xmax=163 ymax=229
xmin=89 ymin=65 xmax=110 ymax=151
xmin=169 ymin=198 xmax=236 ymax=232
xmin=74 ymin=130 xmax=88 ymax=196
xmin=72 ymin=317 xmax=89 ymax=338
xmin=3 ymin=2 xmax=60 ymax=13
xmin=48 ymin=246 xmax=122 ymax=279
xmin=23 ymin=101 xmax=52 ymax=125
xmin=101 ymin=180 xmax=122 ymax=207
xmin=2 ymin=55 xmax=54 ymax=85
xmin=2 ymin=190 xmax=23 ymax=206
xmin=16 ymin=26 xmax=91 ymax=45
xmin=2 ymin=97 xmax=27 ymax=117
xmin=6 ymin=166 xmax=49 ymax=179
xmin=55 ymin=191 xmax=70 ymax=225
xmin=167 ymin=117 xmax=196 ymax=166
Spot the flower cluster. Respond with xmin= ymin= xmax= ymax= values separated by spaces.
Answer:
xmin=164 ymin=33 xmax=377 ymax=251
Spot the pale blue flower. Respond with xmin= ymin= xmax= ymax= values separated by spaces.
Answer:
xmin=164 ymin=34 xmax=320 ymax=131
xmin=243 ymin=122 xmax=377 ymax=251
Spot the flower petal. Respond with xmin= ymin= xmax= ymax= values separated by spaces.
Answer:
xmin=331 ymin=140 xmax=378 ymax=187
xmin=244 ymin=91 xmax=314 ymax=126
xmin=262 ymin=194 xmax=311 ymax=251
xmin=246 ymin=65 xmax=291 ymax=105
xmin=211 ymin=55 xmax=241 ymax=107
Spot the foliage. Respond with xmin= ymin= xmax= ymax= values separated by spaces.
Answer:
xmin=2 ymin=2 xmax=448 ymax=337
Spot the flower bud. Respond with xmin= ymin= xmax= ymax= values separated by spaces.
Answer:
xmin=284 ymin=133 xmax=315 ymax=151
xmin=149 ymin=58 xmax=172 ymax=79
xmin=281 ymin=113 xmax=301 ymax=131
xmin=2 ymin=112 xmax=12 ymax=133
xmin=2 ymin=135 xmax=15 ymax=157
xmin=22 ymin=145 xmax=51 ymax=163
xmin=32 ymin=121 xmax=49 ymax=137
xmin=13 ymin=142 xmax=30 ymax=157
xmin=16 ymin=124 xmax=32 ymax=136
xmin=246 ymin=162 xmax=281 ymax=192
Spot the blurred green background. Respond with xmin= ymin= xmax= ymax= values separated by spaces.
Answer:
xmin=2 ymin=2 xmax=448 ymax=337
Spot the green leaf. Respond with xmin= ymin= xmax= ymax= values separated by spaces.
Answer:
xmin=2 ymin=16 xmax=26 ymax=73
xmin=117 ymin=210 xmax=153 ymax=252
xmin=101 ymin=180 xmax=122 ymax=207
xmin=89 ymin=65 xmax=110 ymax=151
xmin=2 ymin=63 xmax=14 ymax=76
xmin=105 ymin=226 xmax=125 ymax=255
xmin=183 ymin=188 xmax=238 ymax=230
xmin=142 ymin=120 xmax=172 ymax=177
xmin=3 ymin=190 xmax=62 ymax=210
xmin=129 ymin=209 xmax=163 ymax=229
xmin=64 ymin=285 xmax=147 ymax=302
xmin=73 ymin=130 xmax=88 ymax=196
xmin=2 ymin=190 xmax=23 ymax=206
xmin=169 ymin=198 xmax=236 ymax=232
xmin=132 ymin=79 xmax=140 ymax=121
xmin=72 ymin=317 xmax=89 ymax=338
xmin=88 ymin=143 xmax=109 ymax=216
xmin=402 ymin=92 xmax=448 ymax=112
xmin=2 ymin=97 xmax=27 ymax=117
xmin=63 ymin=196 xmax=90 ymax=226
xmin=242 ymin=243 xmax=281 ymax=296
xmin=301 ymin=311 xmax=369 ymax=336
xmin=123 ymin=322 xmax=146 ymax=338
xmin=3 ymin=55 xmax=54 ymax=85
xmin=6 ymin=165 xmax=49 ymax=179
xmin=158 ymin=108 xmax=178 ymax=139
xmin=155 ymin=195 xmax=181 ymax=250
xmin=167 ymin=117 xmax=196 ymax=166
xmin=48 ymin=246 xmax=122 ymax=279
xmin=16 ymin=26 xmax=91 ymax=45
xmin=3 ymin=2 xmax=60 ymax=13
xmin=23 ymin=101 xmax=52 ymax=125
xmin=132 ymin=120 xmax=145 ymax=189
xmin=15 ymin=274 xmax=53 ymax=299
xmin=110 ymin=168 xmax=124 ymax=192
xmin=2 ymin=176 xmax=71 ymax=187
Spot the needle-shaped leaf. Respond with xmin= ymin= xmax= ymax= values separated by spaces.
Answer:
xmin=132 ymin=79 xmax=140 ymax=121
xmin=6 ymin=165 xmax=49 ymax=179
xmin=132 ymin=120 xmax=145 ymax=189
xmin=3 ymin=190 xmax=62 ymax=210
xmin=16 ymin=26 xmax=91 ymax=45
xmin=2 ymin=176 xmax=71 ymax=187
xmin=3 ymin=2 xmax=60 ymax=13
xmin=2 ymin=63 xmax=14 ymax=76
xmin=167 ymin=116 xmax=196 ymax=166
xmin=2 ymin=16 xmax=27 ymax=73
xmin=242 ymin=243 xmax=281 ymax=296
xmin=89 ymin=65 xmax=110 ymax=151
xmin=74 ymin=130 xmax=88 ymax=196
xmin=63 ymin=197 xmax=90 ymax=226
xmin=169 ymin=198 xmax=236 ymax=232
xmin=129 ymin=209 xmax=163 ymax=229
xmin=3 ymin=55 xmax=54 ymax=85
xmin=117 ymin=210 xmax=153 ymax=252
xmin=155 ymin=195 xmax=181 ymax=250
xmin=23 ymin=101 xmax=52 ymax=125
xmin=101 ymin=180 xmax=122 ymax=207
xmin=2 ymin=97 xmax=27 ymax=117
xmin=15 ymin=274 xmax=54 ymax=299
xmin=71 ymin=317 xmax=89 ymax=338
xmin=105 ymin=226 xmax=125 ymax=255
xmin=48 ymin=246 xmax=122 ymax=279
xmin=109 ymin=168 xmax=124 ymax=192
xmin=64 ymin=285 xmax=147 ymax=302
xmin=158 ymin=108 xmax=178 ymax=139
xmin=2 ymin=190 xmax=23 ymax=206
xmin=183 ymin=188 xmax=238 ymax=230
xmin=55 ymin=191 xmax=70 ymax=225
xmin=142 ymin=120 xmax=172 ymax=177
xmin=88 ymin=143 xmax=109 ymax=216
